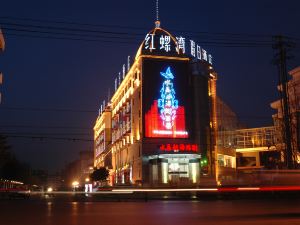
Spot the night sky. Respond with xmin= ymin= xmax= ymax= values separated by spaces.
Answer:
xmin=0 ymin=0 xmax=299 ymax=172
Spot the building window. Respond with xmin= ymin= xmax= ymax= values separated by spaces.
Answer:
xmin=218 ymin=154 xmax=225 ymax=167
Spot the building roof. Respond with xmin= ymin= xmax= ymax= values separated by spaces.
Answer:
xmin=289 ymin=66 xmax=300 ymax=77
xmin=135 ymin=23 xmax=182 ymax=60
xmin=0 ymin=29 xmax=5 ymax=51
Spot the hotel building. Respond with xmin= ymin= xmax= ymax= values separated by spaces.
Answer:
xmin=94 ymin=21 xmax=218 ymax=187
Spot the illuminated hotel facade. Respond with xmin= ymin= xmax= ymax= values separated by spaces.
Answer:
xmin=94 ymin=21 xmax=218 ymax=186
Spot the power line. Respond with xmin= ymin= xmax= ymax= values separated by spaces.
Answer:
xmin=4 ymin=33 xmax=139 ymax=45
xmin=2 ymin=25 xmax=274 ymax=44
xmin=4 ymin=31 xmax=275 ymax=48
xmin=3 ymin=134 xmax=93 ymax=142
xmin=2 ymin=15 xmax=299 ymax=40
xmin=0 ymin=16 xmax=148 ymax=31
xmin=2 ymin=17 xmax=298 ymax=48
xmin=0 ymin=125 xmax=92 ymax=130
xmin=0 ymin=22 xmax=144 ymax=37
xmin=0 ymin=106 xmax=97 ymax=113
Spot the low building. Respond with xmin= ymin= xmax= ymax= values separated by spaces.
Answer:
xmin=235 ymin=126 xmax=278 ymax=169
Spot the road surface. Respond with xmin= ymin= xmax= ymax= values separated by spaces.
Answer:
xmin=0 ymin=198 xmax=300 ymax=225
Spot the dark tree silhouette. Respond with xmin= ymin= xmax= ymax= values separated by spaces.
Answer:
xmin=0 ymin=135 xmax=12 ymax=168
xmin=90 ymin=167 xmax=109 ymax=184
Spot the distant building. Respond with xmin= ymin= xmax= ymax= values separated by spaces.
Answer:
xmin=47 ymin=173 xmax=63 ymax=190
xmin=29 ymin=169 xmax=48 ymax=187
xmin=64 ymin=150 xmax=93 ymax=187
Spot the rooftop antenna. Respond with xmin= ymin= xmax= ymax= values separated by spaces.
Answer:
xmin=155 ymin=0 xmax=160 ymax=28
xmin=107 ymin=88 xmax=111 ymax=103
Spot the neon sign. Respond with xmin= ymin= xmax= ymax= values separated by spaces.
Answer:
xmin=159 ymin=144 xmax=198 ymax=152
xmin=145 ymin=66 xmax=188 ymax=138
xmin=158 ymin=67 xmax=178 ymax=130
xmin=144 ymin=33 xmax=213 ymax=65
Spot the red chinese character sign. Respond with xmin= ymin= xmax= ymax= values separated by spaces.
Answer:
xmin=145 ymin=67 xmax=188 ymax=138
xmin=159 ymin=144 xmax=198 ymax=152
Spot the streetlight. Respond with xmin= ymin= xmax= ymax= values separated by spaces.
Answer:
xmin=72 ymin=181 xmax=79 ymax=191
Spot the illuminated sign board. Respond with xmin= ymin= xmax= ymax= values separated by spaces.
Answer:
xmin=143 ymin=59 xmax=191 ymax=139
xmin=159 ymin=144 xmax=198 ymax=152
xmin=143 ymin=31 xmax=213 ymax=65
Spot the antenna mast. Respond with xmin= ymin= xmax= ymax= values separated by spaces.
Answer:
xmin=155 ymin=0 xmax=160 ymax=28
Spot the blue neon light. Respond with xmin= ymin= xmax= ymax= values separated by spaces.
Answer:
xmin=158 ymin=67 xmax=178 ymax=129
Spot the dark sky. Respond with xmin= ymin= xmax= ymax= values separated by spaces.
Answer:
xmin=0 ymin=0 xmax=299 ymax=172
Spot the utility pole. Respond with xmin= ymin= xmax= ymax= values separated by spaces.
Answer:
xmin=272 ymin=35 xmax=295 ymax=169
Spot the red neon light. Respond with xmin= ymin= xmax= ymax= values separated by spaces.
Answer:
xmin=217 ymin=186 xmax=300 ymax=192
xmin=145 ymin=100 xmax=188 ymax=138
xmin=159 ymin=144 xmax=198 ymax=152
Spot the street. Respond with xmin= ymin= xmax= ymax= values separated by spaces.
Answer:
xmin=0 ymin=198 xmax=300 ymax=225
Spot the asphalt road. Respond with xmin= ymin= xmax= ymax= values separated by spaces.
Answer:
xmin=0 ymin=199 xmax=300 ymax=225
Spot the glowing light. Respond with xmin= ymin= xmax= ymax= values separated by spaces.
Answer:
xmin=144 ymin=33 xmax=156 ymax=50
xmin=191 ymin=163 xmax=197 ymax=183
xmin=72 ymin=181 xmax=79 ymax=187
xmin=153 ymin=130 xmax=188 ymax=136
xmin=142 ymin=33 xmax=212 ymax=64
xmin=159 ymin=144 xmax=198 ymax=152
xmin=202 ymin=49 xmax=207 ymax=61
xmin=47 ymin=187 xmax=53 ymax=193
xmin=145 ymin=66 xmax=188 ymax=138
xmin=162 ymin=162 xmax=168 ymax=184
xmin=176 ymin=36 xmax=186 ymax=53
xmin=85 ymin=184 xmax=93 ymax=193
xmin=208 ymin=54 xmax=213 ymax=64
xmin=158 ymin=67 xmax=178 ymax=130
xmin=190 ymin=40 xmax=196 ymax=57
xmin=113 ymin=188 xmax=218 ymax=192
xmin=196 ymin=45 xmax=201 ymax=60
xmin=159 ymin=35 xmax=171 ymax=52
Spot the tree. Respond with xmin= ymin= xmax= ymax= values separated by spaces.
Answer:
xmin=90 ymin=167 xmax=109 ymax=185
xmin=0 ymin=135 xmax=12 ymax=169
xmin=0 ymin=135 xmax=31 ymax=182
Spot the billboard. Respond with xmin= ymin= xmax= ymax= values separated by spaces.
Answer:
xmin=143 ymin=58 xmax=191 ymax=138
